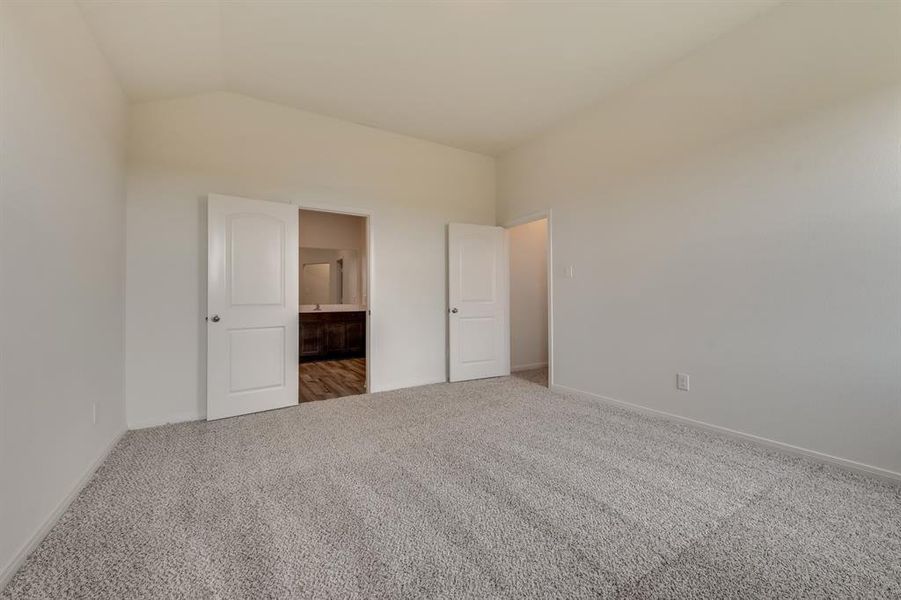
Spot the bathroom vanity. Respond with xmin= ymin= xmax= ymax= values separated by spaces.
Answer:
xmin=299 ymin=306 xmax=366 ymax=362
xmin=298 ymin=240 xmax=367 ymax=363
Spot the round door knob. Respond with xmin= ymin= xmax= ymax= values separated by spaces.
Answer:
xmin=210 ymin=315 xmax=221 ymax=322
xmin=450 ymin=308 xmax=458 ymax=314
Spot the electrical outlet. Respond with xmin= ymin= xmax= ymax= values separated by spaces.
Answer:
xmin=92 ymin=402 xmax=97 ymax=425
xmin=676 ymin=373 xmax=690 ymax=392
xmin=564 ymin=265 xmax=574 ymax=279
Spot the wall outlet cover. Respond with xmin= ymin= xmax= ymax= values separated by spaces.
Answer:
xmin=676 ymin=373 xmax=690 ymax=391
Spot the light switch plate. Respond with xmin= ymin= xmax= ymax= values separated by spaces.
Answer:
xmin=676 ymin=373 xmax=690 ymax=392
xmin=565 ymin=265 xmax=574 ymax=279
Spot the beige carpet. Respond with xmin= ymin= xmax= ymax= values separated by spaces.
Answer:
xmin=3 ymin=372 xmax=900 ymax=599
xmin=511 ymin=367 xmax=548 ymax=386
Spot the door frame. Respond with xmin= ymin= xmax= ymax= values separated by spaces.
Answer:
xmin=502 ymin=209 xmax=554 ymax=387
xmin=295 ymin=202 xmax=373 ymax=394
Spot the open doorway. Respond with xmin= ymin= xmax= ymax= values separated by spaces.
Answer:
xmin=298 ymin=208 xmax=369 ymax=402
xmin=507 ymin=215 xmax=550 ymax=387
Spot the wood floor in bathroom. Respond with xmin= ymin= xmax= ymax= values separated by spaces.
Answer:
xmin=299 ymin=358 xmax=366 ymax=403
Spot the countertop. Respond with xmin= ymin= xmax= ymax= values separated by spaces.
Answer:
xmin=299 ymin=304 xmax=366 ymax=313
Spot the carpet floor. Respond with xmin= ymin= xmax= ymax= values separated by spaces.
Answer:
xmin=3 ymin=371 xmax=900 ymax=599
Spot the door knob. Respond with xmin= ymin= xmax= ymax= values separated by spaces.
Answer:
xmin=450 ymin=308 xmax=458 ymax=314
xmin=209 ymin=315 xmax=221 ymax=322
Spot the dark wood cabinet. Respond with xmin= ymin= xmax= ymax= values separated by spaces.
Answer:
xmin=345 ymin=319 xmax=364 ymax=352
xmin=324 ymin=323 xmax=346 ymax=352
xmin=300 ymin=320 xmax=324 ymax=358
xmin=299 ymin=311 xmax=365 ymax=362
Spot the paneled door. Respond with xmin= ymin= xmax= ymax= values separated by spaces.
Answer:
xmin=448 ymin=223 xmax=510 ymax=382
xmin=207 ymin=194 xmax=298 ymax=420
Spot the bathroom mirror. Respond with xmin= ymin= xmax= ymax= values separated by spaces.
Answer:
xmin=301 ymin=263 xmax=330 ymax=304
xmin=299 ymin=248 xmax=362 ymax=306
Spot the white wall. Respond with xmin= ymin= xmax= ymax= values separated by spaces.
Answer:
xmin=0 ymin=0 xmax=127 ymax=584
xmin=498 ymin=1 xmax=901 ymax=475
xmin=509 ymin=219 xmax=548 ymax=371
xmin=126 ymin=92 xmax=494 ymax=427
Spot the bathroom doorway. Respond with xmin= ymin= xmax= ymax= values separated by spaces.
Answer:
xmin=298 ymin=208 xmax=370 ymax=402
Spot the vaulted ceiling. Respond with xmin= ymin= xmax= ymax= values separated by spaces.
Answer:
xmin=78 ymin=0 xmax=780 ymax=154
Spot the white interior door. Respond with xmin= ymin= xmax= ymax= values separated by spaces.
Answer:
xmin=448 ymin=223 xmax=510 ymax=382
xmin=207 ymin=194 xmax=298 ymax=420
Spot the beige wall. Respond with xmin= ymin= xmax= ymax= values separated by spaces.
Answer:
xmin=299 ymin=209 xmax=365 ymax=250
xmin=509 ymin=219 xmax=548 ymax=371
xmin=498 ymin=1 xmax=901 ymax=475
xmin=126 ymin=91 xmax=494 ymax=427
xmin=0 ymin=0 xmax=127 ymax=584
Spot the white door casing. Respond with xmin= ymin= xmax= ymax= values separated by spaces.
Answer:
xmin=207 ymin=194 xmax=299 ymax=420
xmin=448 ymin=223 xmax=510 ymax=382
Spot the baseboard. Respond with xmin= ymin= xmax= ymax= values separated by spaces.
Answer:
xmin=128 ymin=411 xmax=202 ymax=430
xmin=512 ymin=362 xmax=548 ymax=373
xmin=374 ymin=377 xmax=447 ymax=394
xmin=551 ymin=383 xmax=901 ymax=485
xmin=128 ymin=377 xmax=453 ymax=429
xmin=129 ymin=376 xmax=451 ymax=428
xmin=0 ymin=430 xmax=126 ymax=591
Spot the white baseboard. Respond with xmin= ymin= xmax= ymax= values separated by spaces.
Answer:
xmin=512 ymin=362 xmax=548 ymax=372
xmin=0 ymin=430 xmax=126 ymax=591
xmin=374 ymin=377 xmax=447 ymax=394
xmin=128 ymin=411 xmax=202 ymax=430
xmin=551 ymin=383 xmax=901 ymax=485
xmin=127 ymin=376 xmax=452 ymax=430
xmin=129 ymin=376 xmax=450 ymax=429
